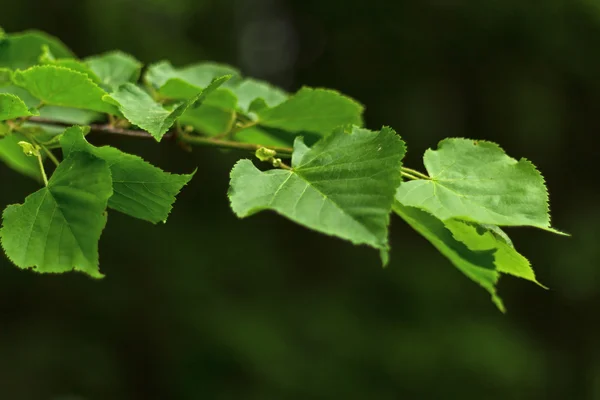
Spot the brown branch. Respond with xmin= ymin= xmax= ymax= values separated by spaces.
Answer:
xmin=26 ymin=117 xmax=294 ymax=155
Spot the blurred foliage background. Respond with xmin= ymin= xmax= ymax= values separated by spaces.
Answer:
xmin=1 ymin=0 xmax=599 ymax=399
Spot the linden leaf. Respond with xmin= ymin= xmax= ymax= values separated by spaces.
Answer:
xmin=103 ymin=76 xmax=230 ymax=141
xmin=12 ymin=66 xmax=118 ymax=115
xmin=229 ymin=126 xmax=405 ymax=254
xmin=0 ymin=152 xmax=112 ymax=278
xmin=60 ymin=126 xmax=194 ymax=223
xmin=232 ymin=78 xmax=288 ymax=112
xmin=145 ymin=60 xmax=240 ymax=99
xmin=393 ymin=202 xmax=504 ymax=311
xmin=0 ymin=93 xmax=39 ymax=120
xmin=396 ymin=138 xmax=562 ymax=233
xmin=85 ymin=51 xmax=142 ymax=90
xmin=256 ymin=87 xmax=364 ymax=137
xmin=38 ymin=45 xmax=102 ymax=84
xmin=0 ymin=30 xmax=74 ymax=70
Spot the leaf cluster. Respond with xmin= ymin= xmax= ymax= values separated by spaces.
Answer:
xmin=0 ymin=28 xmax=565 ymax=310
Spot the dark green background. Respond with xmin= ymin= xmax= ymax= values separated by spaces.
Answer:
xmin=1 ymin=0 xmax=598 ymax=399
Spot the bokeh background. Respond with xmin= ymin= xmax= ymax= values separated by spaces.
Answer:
xmin=1 ymin=0 xmax=599 ymax=399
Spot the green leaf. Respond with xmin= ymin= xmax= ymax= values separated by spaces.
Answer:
xmin=85 ymin=51 xmax=142 ymax=90
xmin=38 ymin=106 xmax=102 ymax=125
xmin=0 ymin=93 xmax=39 ymax=120
xmin=255 ymin=87 xmax=364 ymax=137
xmin=235 ymin=125 xmax=292 ymax=147
xmin=449 ymin=221 xmax=543 ymax=287
xmin=104 ymin=76 xmax=229 ymax=141
xmin=145 ymin=60 xmax=240 ymax=99
xmin=179 ymin=105 xmax=235 ymax=136
xmin=0 ymin=85 xmax=38 ymax=107
xmin=229 ymin=126 xmax=405 ymax=254
xmin=38 ymin=45 xmax=102 ymax=84
xmin=396 ymin=138 xmax=560 ymax=232
xmin=12 ymin=66 xmax=118 ymax=115
xmin=393 ymin=202 xmax=504 ymax=311
xmin=0 ymin=152 xmax=112 ymax=278
xmin=0 ymin=30 xmax=74 ymax=70
xmin=60 ymin=126 xmax=194 ymax=223
xmin=0 ymin=68 xmax=12 ymax=86
xmin=0 ymin=80 xmax=101 ymax=124
xmin=232 ymin=78 xmax=288 ymax=112
xmin=0 ymin=132 xmax=41 ymax=180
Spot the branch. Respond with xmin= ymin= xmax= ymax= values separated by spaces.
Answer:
xmin=27 ymin=117 xmax=294 ymax=155
xmin=25 ymin=117 xmax=429 ymax=178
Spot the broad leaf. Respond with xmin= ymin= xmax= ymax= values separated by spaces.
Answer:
xmin=104 ymin=76 xmax=229 ymax=141
xmin=229 ymin=126 xmax=405 ymax=254
xmin=256 ymin=87 xmax=364 ymax=137
xmin=393 ymin=202 xmax=504 ymax=311
xmin=145 ymin=60 xmax=240 ymax=99
xmin=85 ymin=51 xmax=142 ymax=90
xmin=0 ymin=93 xmax=39 ymax=120
xmin=0 ymin=152 xmax=112 ymax=278
xmin=396 ymin=138 xmax=559 ymax=232
xmin=61 ymin=126 xmax=194 ymax=223
xmin=0 ymin=30 xmax=74 ymax=70
xmin=0 ymin=132 xmax=41 ymax=180
xmin=12 ymin=66 xmax=118 ymax=114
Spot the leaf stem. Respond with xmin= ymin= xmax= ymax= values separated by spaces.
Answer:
xmin=38 ymin=144 xmax=60 ymax=167
xmin=401 ymin=171 xmax=421 ymax=181
xmin=37 ymin=151 xmax=49 ymax=186
xmin=401 ymin=167 xmax=429 ymax=180
xmin=178 ymin=132 xmax=293 ymax=155
xmin=22 ymin=131 xmax=60 ymax=166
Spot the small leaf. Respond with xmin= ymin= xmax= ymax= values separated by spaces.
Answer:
xmin=17 ymin=140 xmax=38 ymax=156
xmin=179 ymin=104 xmax=235 ymax=136
xmin=12 ymin=66 xmax=118 ymax=114
xmin=396 ymin=138 xmax=560 ymax=232
xmin=0 ymin=132 xmax=41 ymax=180
xmin=229 ymin=126 xmax=405 ymax=254
xmin=0 ymin=152 xmax=112 ymax=277
xmin=60 ymin=126 xmax=194 ymax=223
xmin=235 ymin=125 xmax=294 ymax=147
xmin=393 ymin=202 xmax=505 ymax=311
xmin=256 ymin=87 xmax=364 ymax=137
xmin=232 ymin=78 xmax=288 ymax=112
xmin=145 ymin=60 xmax=240 ymax=99
xmin=0 ymin=30 xmax=74 ymax=70
xmin=0 ymin=68 xmax=13 ymax=86
xmin=39 ymin=45 xmax=102 ymax=84
xmin=449 ymin=220 xmax=544 ymax=287
xmin=0 ymin=93 xmax=39 ymax=120
xmin=104 ymin=76 xmax=229 ymax=141
xmin=85 ymin=51 xmax=142 ymax=90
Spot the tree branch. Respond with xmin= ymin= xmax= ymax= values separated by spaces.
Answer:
xmin=27 ymin=116 xmax=294 ymax=155
xmin=25 ymin=117 xmax=429 ymax=179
